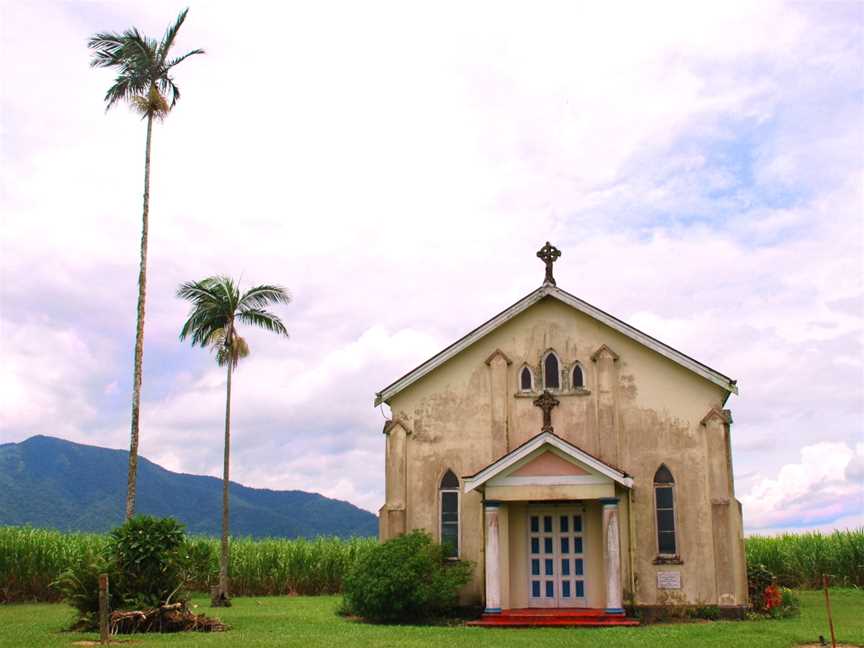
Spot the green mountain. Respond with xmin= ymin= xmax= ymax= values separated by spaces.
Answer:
xmin=0 ymin=435 xmax=378 ymax=538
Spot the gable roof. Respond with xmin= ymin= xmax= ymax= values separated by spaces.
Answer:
xmin=374 ymin=283 xmax=738 ymax=406
xmin=463 ymin=430 xmax=634 ymax=492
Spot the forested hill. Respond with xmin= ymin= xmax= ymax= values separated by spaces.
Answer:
xmin=0 ymin=435 xmax=378 ymax=538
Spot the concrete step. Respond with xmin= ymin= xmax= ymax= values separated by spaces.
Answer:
xmin=466 ymin=608 xmax=639 ymax=628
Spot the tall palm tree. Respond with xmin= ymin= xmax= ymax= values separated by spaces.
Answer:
xmin=177 ymin=277 xmax=290 ymax=605
xmin=88 ymin=9 xmax=203 ymax=520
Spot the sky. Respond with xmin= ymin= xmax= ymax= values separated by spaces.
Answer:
xmin=1 ymin=1 xmax=862 ymax=534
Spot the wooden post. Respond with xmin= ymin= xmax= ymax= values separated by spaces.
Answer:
xmin=98 ymin=573 xmax=109 ymax=645
xmin=823 ymin=574 xmax=836 ymax=648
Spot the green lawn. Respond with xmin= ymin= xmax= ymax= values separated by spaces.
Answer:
xmin=1 ymin=590 xmax=862 ymax=648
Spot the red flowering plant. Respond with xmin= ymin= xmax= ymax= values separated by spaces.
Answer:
xmin=763 ymin=584 xmax=782 ymax=610
xmin=747 ymin=563 xmax=800 ymax=619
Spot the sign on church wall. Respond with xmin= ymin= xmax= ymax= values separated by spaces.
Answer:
xmin=657 ymin=571 xmax=682 ymax=590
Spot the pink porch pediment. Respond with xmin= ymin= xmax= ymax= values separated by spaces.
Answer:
xmin=462 ymin=431 xmax=634 ymax=493
xmin=510 ymin=451 xmax=590 ymax=477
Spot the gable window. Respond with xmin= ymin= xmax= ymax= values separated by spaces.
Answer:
xmin=543 ymin=352 xmax=560 ymax=390
xmin=572 ymin=363 xmax=585 ymax=389
xmin=654 ymin=465 xmax=677 ymax=556
xmin=440 ymin=469 xmax=460 ymax=558
xmin=520 ymin=366 xmax=534 ymax=392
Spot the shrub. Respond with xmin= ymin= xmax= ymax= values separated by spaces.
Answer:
xmin=52 ymin=516 xmax=195 ymax=629
xmin=342 ymin=531 xmax=472 ymax=623
xmin=747 ymin=562 xmax=774 ymax=612
xmin=108 ymin=516 xmax=191 ymax=608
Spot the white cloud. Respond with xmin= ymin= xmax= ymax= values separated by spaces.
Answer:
xmin=1 ymin=1 xmax=862 ymax=526
xmin=741 ymin=442 xmax=864 ymax=532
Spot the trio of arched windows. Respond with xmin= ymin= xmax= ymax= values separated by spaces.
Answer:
xmin=437 ymin=464 xmax=678 ymax=560
xmin=519 ymin=352 xmax=585 ymax=393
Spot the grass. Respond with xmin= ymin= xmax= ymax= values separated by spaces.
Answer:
xmin=1 ymin=590 xmax=862 ymax=648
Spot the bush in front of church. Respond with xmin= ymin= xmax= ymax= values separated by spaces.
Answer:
xmin=341 ymin=530 xmax=473 ymax=622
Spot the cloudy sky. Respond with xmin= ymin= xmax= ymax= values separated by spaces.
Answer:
xmin=1 ymin=1 xmax=862 ymax=534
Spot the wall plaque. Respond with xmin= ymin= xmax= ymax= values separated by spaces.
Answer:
xmin=657 ymin=571 xmax=682 ymax=589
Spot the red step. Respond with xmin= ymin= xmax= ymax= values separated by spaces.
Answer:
xmin=466 ymin=607 xmax=639 ymax=628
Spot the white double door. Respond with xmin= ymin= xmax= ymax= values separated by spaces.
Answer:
xmin=527 ymin=508 xmax=587 ymax=608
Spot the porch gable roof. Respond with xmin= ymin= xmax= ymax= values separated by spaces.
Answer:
xmin=462 ymin=431 xmax=634 ymax=493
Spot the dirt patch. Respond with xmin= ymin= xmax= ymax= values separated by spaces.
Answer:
xmin=72 ymin=641 xmax=141 ymax=646
xmin=797 ymin=644 xmax=860 ymax=647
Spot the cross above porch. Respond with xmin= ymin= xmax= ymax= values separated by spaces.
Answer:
xmin=533 ymin=389 xmax=560 ymax=433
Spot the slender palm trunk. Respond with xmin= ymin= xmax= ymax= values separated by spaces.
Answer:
xmin=125 ymin=112 xmax=154 ymax=521
xmin=217 ymin=358 xmax=233 ymax=604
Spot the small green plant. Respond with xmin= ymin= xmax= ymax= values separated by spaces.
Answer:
xmin=51 ymin=548 xmax=120 ymax=629
xmin=691 ymin=605 xmax=720 ymax=620
xmin=342 ymin=531 xmax=472 ymax=623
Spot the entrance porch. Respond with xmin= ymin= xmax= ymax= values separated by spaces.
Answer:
xmin=482 ymin=499 xmax=627 ymax=613
xmin=462 ymin=431 xmax=634 ymax=616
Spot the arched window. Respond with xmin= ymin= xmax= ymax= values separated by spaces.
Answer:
xmin=654 ymin=465 xmax=677 ymax=556
xmin=543 ymin=352 xmax=560 ymax=390
xmin=572 ymin=363 xmax=585 ymax=389
xmin=440 ymin=470 xmax=460 ymax=558
xmin=520 ymin=366 xmax=534 ymax=392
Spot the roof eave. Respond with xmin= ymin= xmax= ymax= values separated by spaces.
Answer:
xmin=373 ymin=284 xmax=739 ymax=406
xmin=374 ymin=286 xmax=548 ymax=405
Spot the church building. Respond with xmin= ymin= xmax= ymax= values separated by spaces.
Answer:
xmin=375 ymin=243 xmax=747 ymax=621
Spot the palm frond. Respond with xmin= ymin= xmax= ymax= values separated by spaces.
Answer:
xmin=238 ymin=284 xmax=291 ymax=310
xmin=177 ymin=278 xmax=230 ymax=344
xmin=157 ymin=77 xmax=180 ymax=109
xmin=103 ymin=75 xmax=147 ymax=110
xmin=157 ymin=8 xmax=190 ymax=64
xmin=87 ymin=32 xmax=126 ymax=68
xmin=165 ymin=49 xmax=205 ymax=71
xmin=237 ymin=308 xmax=290 ymax=337
xmin=177 ymin=278 xmax=221 ymax=307
xmin=120 ymin=28 xmax=158 ymax=71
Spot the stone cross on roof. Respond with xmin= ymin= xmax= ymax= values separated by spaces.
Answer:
xmin=533 ymin=389 xmax=560 ymax=433
xmin=536 ymin=241 xmax=561 ymax=286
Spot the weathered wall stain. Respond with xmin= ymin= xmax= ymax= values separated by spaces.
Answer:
xmin=380 ymin=297 xmax=746 ymax=608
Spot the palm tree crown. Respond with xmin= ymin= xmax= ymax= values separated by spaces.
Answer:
xmin=178 ymin=277 xmax=291 ymax=364
xmin=88 ymin=7 xmax=204 ymax=117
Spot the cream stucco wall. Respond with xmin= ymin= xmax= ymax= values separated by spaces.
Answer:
xmin=379 ymin=295 xmax=746 ymax=608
